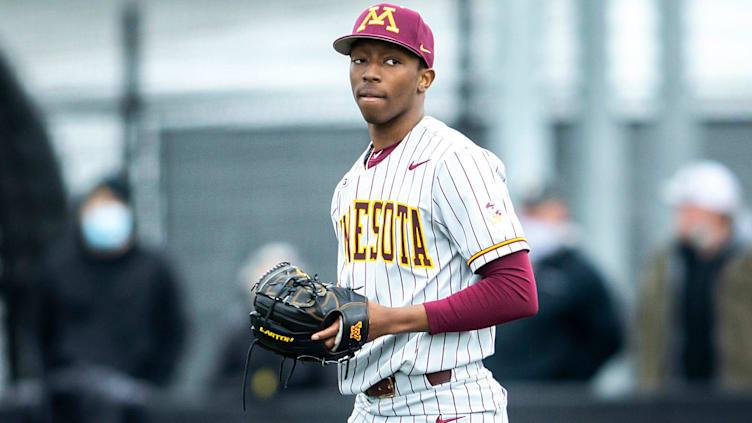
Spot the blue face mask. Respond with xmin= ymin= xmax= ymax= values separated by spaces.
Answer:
xmin=81 ymin=202 xmax=134 ymax=252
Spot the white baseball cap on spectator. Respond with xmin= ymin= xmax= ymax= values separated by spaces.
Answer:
xmin=663 ymin=161 xmax=742 ymax=216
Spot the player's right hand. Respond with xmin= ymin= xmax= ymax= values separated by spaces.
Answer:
xmin=312 ymin=318 xmax=341 ymax=350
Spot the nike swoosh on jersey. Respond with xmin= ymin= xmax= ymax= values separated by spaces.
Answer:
xmin=436 ymin=416 xmax=464 ymax=423
xmin=408 ymin=160 xmax=430 ymax=170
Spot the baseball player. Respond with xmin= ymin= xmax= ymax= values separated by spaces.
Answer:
xmin=312 ymin=4 xmax=538 ymax=422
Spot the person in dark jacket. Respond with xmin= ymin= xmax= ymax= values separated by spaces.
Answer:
xmin=485 ymin=187 xmax=623 ymax=381
xmin=38 ymin=175 xmax=187 ymax=422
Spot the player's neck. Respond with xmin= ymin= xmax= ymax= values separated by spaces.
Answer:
xmin=368 ymin=107 xmax=424 ymax=151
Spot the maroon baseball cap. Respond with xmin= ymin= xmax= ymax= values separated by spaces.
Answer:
xmin=333 ymin=4 xmax=434 ymax=68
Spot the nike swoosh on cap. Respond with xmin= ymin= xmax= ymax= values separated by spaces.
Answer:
xmin=408 ymin=160 xmax=430 ymax=170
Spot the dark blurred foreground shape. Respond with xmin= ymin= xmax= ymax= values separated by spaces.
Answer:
xmin=0 ymin=52 xmax=67 ymax=380
xmin=486 ymin=187 xmax=623 ymax=381
xmin=635 ymin=161 xmax=752 ymax=390
xmin=37 ymin=177 xmax=187 ymax=422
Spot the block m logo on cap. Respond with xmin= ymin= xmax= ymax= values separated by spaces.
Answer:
xmin=356 ymin=6 xmax=400 ymax=34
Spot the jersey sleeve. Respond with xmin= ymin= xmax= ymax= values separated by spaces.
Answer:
xmin=432 ymin=147 xmax=529 ymax=273
xmin=330 ymin=184 xmax=341 ymax=235
xmin=331 ymin=185 xmax=344 ymax=287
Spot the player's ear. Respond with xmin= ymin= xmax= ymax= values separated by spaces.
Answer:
xmin=417 ymin=68 xmax=435 ymax=94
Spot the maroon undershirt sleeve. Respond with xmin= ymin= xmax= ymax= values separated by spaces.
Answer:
xmin=423 ymin=250 xmax=538 ymax=335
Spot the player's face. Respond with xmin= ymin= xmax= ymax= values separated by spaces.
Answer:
xmin=349 ymin=40 xmax=431 ymax=125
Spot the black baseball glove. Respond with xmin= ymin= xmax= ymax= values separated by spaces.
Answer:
xmin=242 ymin=262 xmax=368 ymax=409
xmin=249 ymin=261 xmax=369 ymax=361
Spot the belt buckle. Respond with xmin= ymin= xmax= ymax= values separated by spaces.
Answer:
xmin=374 ymin=376 xmax=395 ymax=399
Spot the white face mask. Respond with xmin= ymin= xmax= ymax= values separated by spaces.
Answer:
xmin=81 ymin=202 xmax=134 ymax=252
xmin=521 ymin=216 xmax=572 ymax=261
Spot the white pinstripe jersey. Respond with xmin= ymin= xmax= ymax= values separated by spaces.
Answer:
xmin=330 ymin=116 xmax=529 ymax=395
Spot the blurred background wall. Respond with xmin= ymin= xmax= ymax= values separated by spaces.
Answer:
xmin=0 ymin=0 xmax=751 ymax=416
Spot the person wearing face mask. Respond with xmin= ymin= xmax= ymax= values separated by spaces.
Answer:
xmin=37 ymin=175 xmax=186 ymax=422
xmin=635 ymin=161 xmax=749 ymax=390
xmin=78 ymin=187 xmax=135 ymax=257
xmin=484 ymin=186 xmax=623 ymax=382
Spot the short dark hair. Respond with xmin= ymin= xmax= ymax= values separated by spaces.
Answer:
xmin=91 ymin=173 xmax=131 ymax=204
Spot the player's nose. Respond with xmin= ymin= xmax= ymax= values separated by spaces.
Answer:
xmin=362 ymin=62 xmax=381 ymax=83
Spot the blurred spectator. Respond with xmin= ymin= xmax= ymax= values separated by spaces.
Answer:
xmin=634 ymin=161 xmax=750 ymax=390
xmin=37 ymin=175 xmax=187 ymax=422
xmin=716 ymin=248 xmax=752 ymax=391
xmin=210 ymin=242 xmax=334 ymax=404
xmin=485 ymin=186 xmax=623 ymax=381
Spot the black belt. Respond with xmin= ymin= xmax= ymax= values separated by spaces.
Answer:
xmin=365 ymin=369 xmax=452 ymax=399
